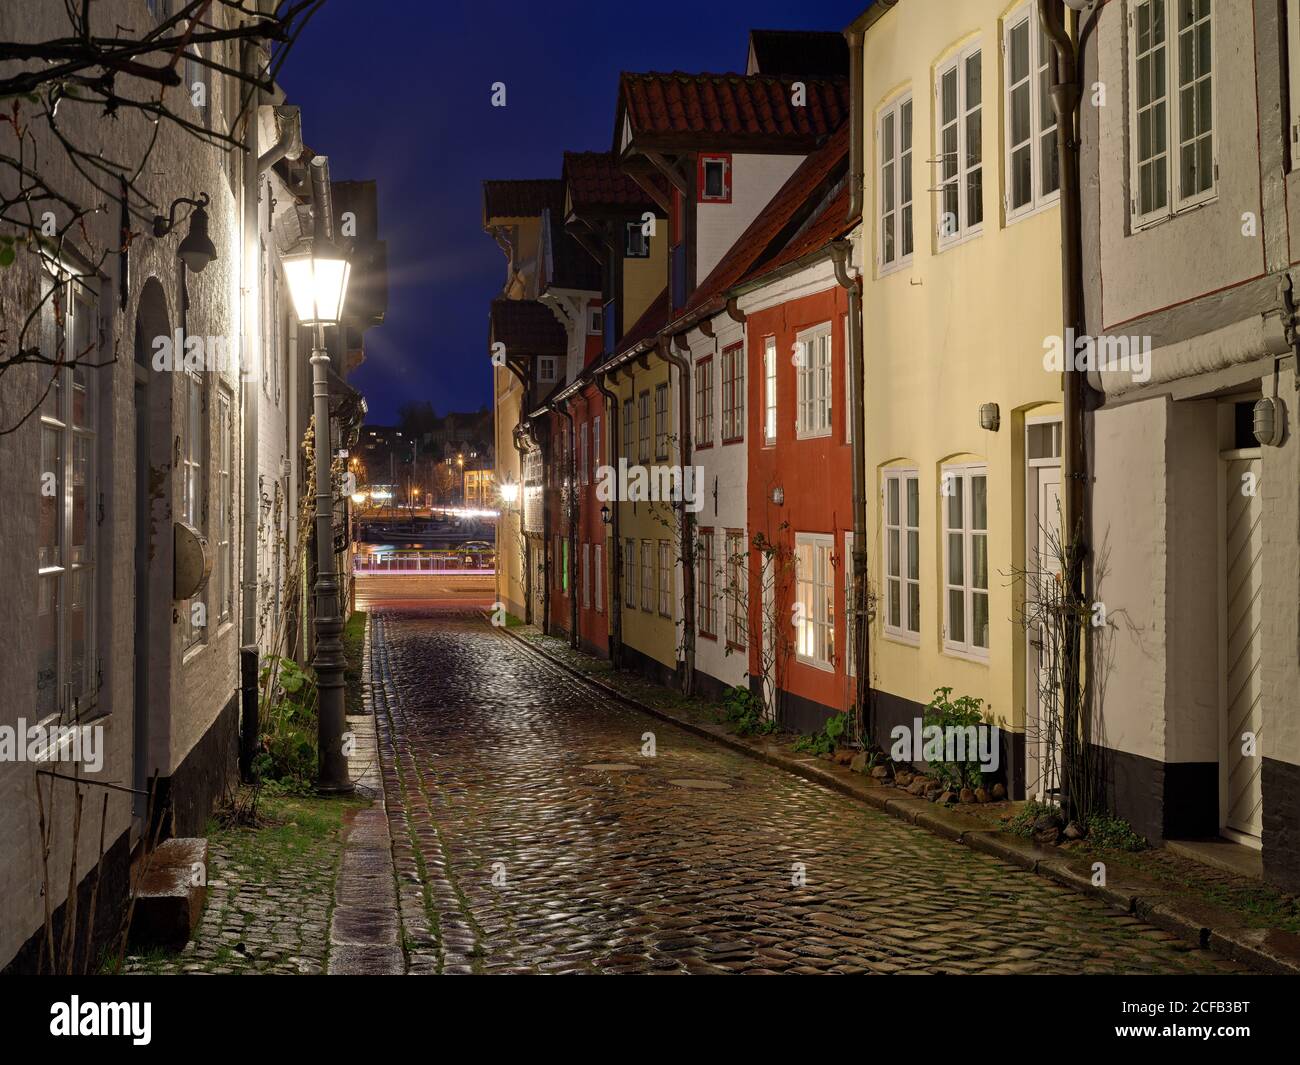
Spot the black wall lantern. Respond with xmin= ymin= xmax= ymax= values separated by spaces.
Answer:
xmin=154 ymin=193 xmax=217 ymax=274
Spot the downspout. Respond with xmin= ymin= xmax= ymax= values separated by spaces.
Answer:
xmin=239 ymin=28 xmax=263 ymax=652
xmin=595 ymin=371 xmax=623 ymax=668
xmin=511 ymin=422 xmax=531 ymax=625
xmin=660 ymin=335 xmax=696 ymax=696
xmin=557 ymin=400 xmax=579 ymax=649
xmin=538 ymin=419 xmax=552 ymax=637
xmin=1041 ymin=0 xmax=1100 ymax=818
xmin=845 ymin=1 xmax=896 ymax=221
xmin=830 ymin=241 xmax=870 ymax=742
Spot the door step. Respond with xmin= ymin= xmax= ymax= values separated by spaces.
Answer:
xmin=1166 ymin=837 xmax=1263 ymax=880
xmin=128 ymin=838 xmax=208 ymax=950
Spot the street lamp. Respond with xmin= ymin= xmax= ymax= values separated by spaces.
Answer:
xmin=282 ymin=229 xmax=352 ymax=795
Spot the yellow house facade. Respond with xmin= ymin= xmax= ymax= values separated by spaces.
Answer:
xmin=856 ymin=0 xmax=1065 ymax=797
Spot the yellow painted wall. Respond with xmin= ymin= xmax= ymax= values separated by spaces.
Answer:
xmin=608 ymin=356 xmax=679 ymax=673
xmin=494 ymin=363 xmax=527 ymax=620
xmin=860 ymin=0 xmax=1065 ymax=738
xmin=623 ymin=234 xmax=667 ymax=331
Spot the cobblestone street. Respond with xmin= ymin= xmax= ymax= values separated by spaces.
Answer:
xmin=370 ymin=607 xmax=1245 ymax=976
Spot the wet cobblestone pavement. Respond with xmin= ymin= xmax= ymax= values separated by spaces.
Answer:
xmin=371 ymin=608 xmax=1246 ymax=976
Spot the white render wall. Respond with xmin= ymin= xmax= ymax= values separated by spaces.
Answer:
xmin=696 ymin=154 xmax=803 ymax=283
xmin=0 ymin=0 xmax=251 ymax=967
xmin=685 ymin=316 xmax=748 ymax=694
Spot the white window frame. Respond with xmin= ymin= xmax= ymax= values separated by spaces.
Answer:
xmin=695 ymin=354 xmax=714 ymax=446
xmin=1004 ymin=4 xmax=1061 ymax=223
xmin=725 ymin=529 xmax=747 ymax=649
xmin=657 ymin=539 xmax=672 ymax=617
xmin=625 ymin=537 xmax=637 ymax=609
xmin=594 ymin=543 xmax=604 ymax=614
xmin=794 ymin=533 xmax=835 ymax=671
xmin=588 ymin=305 xmax=604 ymax=334
xmin=538 ymin=356 xmax=557 ymax=383
xmin=216 ymin=386 xmax=234 ymax=625
xmin=1127 ymin=0 xmax=1217 ymax=229
xmin=844 ymin=532 xmax=856 ymax=676
xmin=654 ymin=382 xmax=669 ymax=460
xmin=941 ymin=463 xmax=990 ymax=660
xmin=37 ymin=270 xmax=101 ymax=720
xmin=640 ymin=537 xmax=653 ymax=612
xmin=935 ymin=42 xmax=984 ymax=249
xmin=582 ymin=543 xmax=591 ymax=610
xmin=721 ymin=342 xmax=744 ymax=443
xmin=877 ymin=92 xmax=914 ymax=272
xmin=697 ymin=528 xmax=716 ymax=637
xmin=622 ymin=397 xmax=634 ymax=459
xmin=638 ymin=390 xmax=651 ymax=463
xmin=795 ymin=323 xmax=832 ymax=439
xmin=763 ymin=336 xmax=777 ymax=445
xmin=181 ymin=367 xmax=207 ymax=650
xmin=592 ymin=414 xmax=602 ymax=469
xmin=883 ymin=468 xmax=921 ymax=644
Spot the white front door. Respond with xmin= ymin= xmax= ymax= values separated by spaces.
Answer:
xmin=1028 ymin=464 xmax=1063 ymax=801
xmin=1221 ymin=451 xmax=1264 ymax=843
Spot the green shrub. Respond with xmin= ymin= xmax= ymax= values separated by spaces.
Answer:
xmin=722 ymin=684 xmax=775 ymax=737
xmin=1084 ymin=812 xmax=1147 ymax=851
xmin=793 ymin=711 xmax=847 ymax=756
xmin=922 ymin=686 xmax=988 ymax=789
xmin=1007 ymin=799 xmax=1060 ymax=838
xmin=257 ymin=656 xmax=319 ymax=791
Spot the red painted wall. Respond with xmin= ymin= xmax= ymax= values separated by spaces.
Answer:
xmin=745 ymin=283 xmax=856 ymax=720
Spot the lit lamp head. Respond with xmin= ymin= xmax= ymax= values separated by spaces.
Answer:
xmin=282 ymin=234 xmax=351 ymax=327
xmin=500 ymin=482 xmax=520 ymax=505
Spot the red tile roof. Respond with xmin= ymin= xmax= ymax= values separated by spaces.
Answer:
xmin=489 ymin=298 xmax=567 ymax=356
xmin=681 ymin=122 xmax=851 ymax=315
xmin=562 ymin=151 xmax=656 ymax=213
xmin=482 ymin=179 xmax=563 ymax=223
xmin=617 ymin=72 xmax=848 ymax=146
xmin=751 ymin=184 xmax=854 ymax=280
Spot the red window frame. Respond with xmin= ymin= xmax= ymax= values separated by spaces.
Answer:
xmin=698 ymin=153 xmax=732 ymax=203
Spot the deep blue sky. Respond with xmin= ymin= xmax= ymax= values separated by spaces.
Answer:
xmin=280 ymin=0 xmax=868 ymax=425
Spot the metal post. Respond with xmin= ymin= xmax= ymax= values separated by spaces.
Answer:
xmin=311 ymin=323 xmax=351 ymax=794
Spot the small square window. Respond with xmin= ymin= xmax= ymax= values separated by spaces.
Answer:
xmin=698 ymin=154 xmax=732 ymax=203
xmin=537 ymin=357 xmax=557 ymax=383
xmin=588 ymin=307 xmax=603 ymax=335
xmin=625 ymin=221 xmax=650 ymax=258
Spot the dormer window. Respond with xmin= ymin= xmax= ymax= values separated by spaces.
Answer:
xmin=698 ymin=154 xmax=732 ymax=203
xmin=624 ymin=221 xmax=650 ymax=258
xmin=588 ymin=306 xmax=603 ymax=335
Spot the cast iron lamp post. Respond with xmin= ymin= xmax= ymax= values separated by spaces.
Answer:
xmin=282 ymin=232 xmax=352 ymax=794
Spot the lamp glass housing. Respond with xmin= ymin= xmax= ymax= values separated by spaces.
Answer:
xmin=283 ymin=242 xmax=351 ymax=326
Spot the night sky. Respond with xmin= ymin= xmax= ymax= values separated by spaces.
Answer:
xmin=279 ymin=0 xmax=869 ymax=426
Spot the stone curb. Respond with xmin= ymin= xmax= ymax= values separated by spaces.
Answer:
xmin=498 ymin=620 xmax=1300 ymax=976
xmin=327 ymin=612 xmax=406 ymax=976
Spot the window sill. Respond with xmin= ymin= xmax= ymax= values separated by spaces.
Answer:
xmin=695 ymin=441 xmax=714 ymax=451
xmin=721 ymin=436 xmax=744 ymax=446
xmin=941 ymin=644 xmax=990 ymax=665
xmin=936 ymin=227 xmax=984 ymax=254
xmin=794 ymin=428 xmax=833 ymax=442
xmin=1005 ymin=193 xmax=1060 ymax=228
xmin=726 ymin=640 xmax=747 ymax=654
xmin=1131 ymin=191 xmax=1218 ymax=234
xmin=883 ymin=629 xmax=921 ymax=648
xmin=699 ymin=630 xmax=718 ymax=641
xmin=877 ymin=255 xmax=914 ymax=279
xmin=794 ymin=654 xmax=835 ymax=673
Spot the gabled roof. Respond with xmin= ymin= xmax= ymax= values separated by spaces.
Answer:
xmin=482 ymin=179 xmax=563 ymax=224
xmin=745 ymin=29 xmax=850 ymax=77
xmin=615 ymin=72 xmax=849 ymax=150
xmin=546 ymin=213 xmax=602 ymax=291
xmin=489 ymin=298 xmax=566 ymax=356
xmin=682 ymin=122 xmax=850 ymax=314
xmin=562 ymin=151 xmax=656 ymax=214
